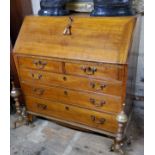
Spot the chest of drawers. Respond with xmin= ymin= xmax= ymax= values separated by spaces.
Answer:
xmin=13 ymin=15 xmax=136 ymax=153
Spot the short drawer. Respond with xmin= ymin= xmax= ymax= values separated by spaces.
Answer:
xmin=21 ymin=83 xmax=122 ymax=113
xmin=25 ymin=96 xmax=118 ymax=133
xmin=18 ymin=56 xmax=62 ymax=73
xmin=20 ymin=68 xmax=123 ymax=97
xmin=65 ymin=62 xmax=125 ymax=81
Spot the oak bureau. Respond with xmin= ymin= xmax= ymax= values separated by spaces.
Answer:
xmin=13 ymin=15 xmax=136 ymax=154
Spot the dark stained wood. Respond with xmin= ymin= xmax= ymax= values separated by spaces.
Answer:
xmin=10 ymin=42 xmax=20 ymax=87
xmin=10 ymin=0 xmax=32 ymax=91
xmin=10 ymin=0 xmax=32 ymax=45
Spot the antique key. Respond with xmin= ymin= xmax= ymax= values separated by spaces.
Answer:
xmin=63 ymin=16 xmax=73 ymax=35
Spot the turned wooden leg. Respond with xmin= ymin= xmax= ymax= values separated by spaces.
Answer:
xmin=111 ymin=111 xmax=128 ymax=155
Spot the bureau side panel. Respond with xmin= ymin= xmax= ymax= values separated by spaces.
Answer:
xmin=125 ymin=15 xmax=142 ymax=115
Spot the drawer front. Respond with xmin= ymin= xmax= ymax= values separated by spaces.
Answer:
xmin=20 ymin=68 xmax=123 ymax=97
xmin=18 ymin=56 xmax=62 ymax=73
xmin=21 ymin=83 xmax=122 ymax=113
xmin=65 ymin=62 xmax=124 ymax=81
xmin=25 ymin=96 xmax=118 ymax=133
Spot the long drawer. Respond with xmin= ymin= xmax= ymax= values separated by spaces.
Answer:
xmin=65 ymin=62 xmax=125 ymax=81
xmin=25 ymin=96 xmax=118 ymax=133
xmin=21 ymin=82 xmax=122 ymax=113
xmin=18 ymin=56 xmax=62 ymax=73
xmin=20 ymin=68 xmax=123 ymax=97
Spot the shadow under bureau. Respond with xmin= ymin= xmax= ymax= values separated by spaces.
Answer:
xmin=13 ymin=15 xmax=137 ymax=154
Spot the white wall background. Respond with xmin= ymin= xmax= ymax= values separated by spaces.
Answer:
xmin=31 ymin=0 xmax=40 ymax=15
xmin=135 ymin=16 xmax=144 ymax=96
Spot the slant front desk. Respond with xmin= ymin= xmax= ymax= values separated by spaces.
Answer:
xmin=13 ymin=15 xmax=136 ymax=154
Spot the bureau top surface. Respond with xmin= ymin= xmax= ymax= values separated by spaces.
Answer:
xmin=14 ymin=15 xmax=136 ymax=64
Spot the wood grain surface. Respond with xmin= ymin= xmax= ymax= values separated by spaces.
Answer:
xmin=14 ymin=16 xmax=136 ymax=64
xmin=25 ymin=96 xmax=118 ymax=133
xmin=21 ymin=82 xmax=122 ymax=113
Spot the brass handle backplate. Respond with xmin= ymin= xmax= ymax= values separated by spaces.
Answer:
xmin=81 ymin=66 xmax=97 ymax=75
xmin=90 ymin=98 xmax=106 ymax=107
xmin=90 ymin=82 xmax=106 ymax=90
xmin=63 ymin=16 xmax=73 ymax=35
xmin=37 ymin=103 xmax=47 ymax=110
xmin=91 ymin=115 xmax=106 ymax=124
xmin=33 ymin=60 xmax=47 ymax=69
xmin=33 ymin=88 xmax=45 ymax=95
xmin=31 ymin=73 xmax=42 ymax=80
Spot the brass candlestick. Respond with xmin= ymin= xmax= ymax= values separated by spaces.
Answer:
xmin=111 ymin=110 xmax=128 ymax=155
xmin=10 ymin=81 xmax=29 ymax=128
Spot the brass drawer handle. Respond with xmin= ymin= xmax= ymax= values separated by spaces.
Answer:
xmin=32 ymin=88 xmax=45 ymax=95
xmin=31 ymin=73 xmax=42 ymax=80
xmin=90 ymin=82 xmax=106 ymax=90
xmin=81 ymin=66 xmax=97 ymax=75
xmin=33 ymin=60 xmax=47 ymax=69
xmin=37 ymin=103 xmax=47 ymax=110
xmin=90 ymin=98 xmax=106 ymax=107
xmin=90 ymin=115 xmax=106 ymax=124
